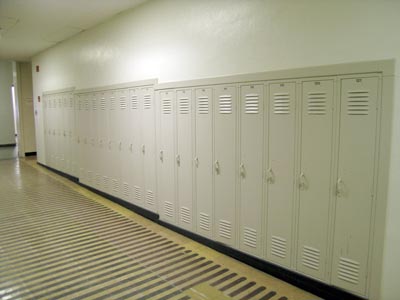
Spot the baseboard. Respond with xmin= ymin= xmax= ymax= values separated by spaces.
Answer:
xmin=37 ymin=163 xmax=79 ymax=183
xmin=0 ymin=143 xmax=16 ymax=147
xmin=40 ymin=163 xmax=365 ymax=300
xmin=25 ymin=152 xmax=37 ymax=156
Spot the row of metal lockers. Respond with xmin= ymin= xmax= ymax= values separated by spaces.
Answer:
xmin=42 ymin=73 xmax=381 ymax=297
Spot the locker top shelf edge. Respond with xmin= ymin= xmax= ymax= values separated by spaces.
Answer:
xmin=43 ymin=86 xmax=75 ymax=96
xmin=74 ymin=78 xmax=158 ymax=95
xmin=155 ymin=59 xmax=395 ymax=90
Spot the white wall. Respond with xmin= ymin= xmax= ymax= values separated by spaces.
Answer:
xmin=31 ymin=0 xmax=400 ymax=299
xmin=0 ymin=60 xmax=15 ymax=145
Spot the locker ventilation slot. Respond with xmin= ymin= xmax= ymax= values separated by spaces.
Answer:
xmin=91 ymin=98 xmax=97 ymax=110
xmin=180 ymin=206 xmax=191 ymax=224
xmin=338 ymin=257 xmax=360 ymax=285
xmin=199 ymin=213 xmax=211 ymax=231
xmin=162 ymin=98 xmax=172 ymax=114
xmin=120 ymin=96 xmax=127 ymax=110
xmin=144 ymin=94 xmax=152 ymax=109
xmin=110 ymin=96 xmax=116 ymax=110
xmin=146 ymin=190 xmax=155 ymax=206
xmin=271 ymin=235 xmax=287 ymax=258
xmin=273 ymin=93 xmax=290 ymax=114
xmin=197 ymin=96 xmax=209 ymax=114
xmin=69 ymin=98 xmax=74 ymax=108
xmin=85 ymin=98 xmax=90 ymax=111
xmin=245 ymin=94 xmax=259 ymax=114
xmin=95 ymin=174 xmax=101 ymax=187
xmin=164 ymin=201 xmax=174 ymax=218
xmin=219 ymin=95 xmax=232 ymax=114
xmin=103 ymin=176 xmax=109 ymax=190
xmin=134 ymin=186 xmax=142 ymax=202
xmin=100 ymin=97 xmax=106 ymax=110
xmin=243 ymin=227 xmax=257 ymax=248
xmin=123 ymin=183 xmax=130 ymax=197
xmin=112 ymin=179 xmax=119 ymax=193
xmin=302 ymin=246 xmax=320 ymax=270
xmin=219 ymin=220 xmax=232 ymax=240
xmin=307 ymin=92 xmax=327 ymax=115
xmin=347 ymin=91 xmax=369 ymax=115
xmin=131 ymin=95 xmax=138 ymax=109
xmin=179 ymin=97 xmax=190 ymax=114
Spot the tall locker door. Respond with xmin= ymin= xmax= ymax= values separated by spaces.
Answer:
xmin=77 ymin=94 xmax=86 ymax=182
xmin=158 ymin=90 xmax=177 ymax=224
xmin=239 ymin=84 xmax=264 ymax=257
xmin=129 ymin=88 xmax=144 ymax=206
xmin=176 ymin=89 xmax=194 ymax=231
xmin=195 ymin=87 xmax=213 ymax=238
xmin=59 ymin=95 xmax=66 ymax=172
xmin=85 ymin=94 xmax=94 ymax=186
xmin=98 ymin=92 xmax=109 ymax=193
xmin=90 ymin=93 xmax=100 ymax=188
xmin=43 ymin=96 xmax=48 ymax=165
xmin=55 ymin=95 xmax=61 ymax=170
xmin=108 ymin=90 xmax=120 ymax=196
xmin=119 ymin=89 xmax=130 ymax=201
xmin=142 ymin=87 xmax=157 ymax=212
xmin=297 ymin=79 xmax=334 ymax=280
xmin=69 ymin=93 xmax=76 ymax=177
xmin=266 ymin=82 xmax=297 ymax=267
xmin=331 ymin=76 xmax=379 ymax=295
xmin=214 ymin=85 xmax=237 ymax=247
xmin=88 ymin=93 xmax=96 ymax=187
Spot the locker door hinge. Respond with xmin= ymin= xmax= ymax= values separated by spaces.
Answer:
xmin=159 ymin=150 xmax=164 ymax=162
xmin=176 ymin=154 xmax=181 ymax=166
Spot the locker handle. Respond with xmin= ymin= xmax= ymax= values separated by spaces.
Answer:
xmin=266 ymin=168 xmax=275 ymax=184
xmin=240 ymin=163 xmax=245 ymax=178
xmin=195 ymin=157 xmax=199 ymax=167
xmin=176 ymin=154 xmax=181 ymax=166
xmin=336 ymin=178 xmax=345 ymax=198
xmin=108 ymin=141 xmax=112 ymax=149
xmin=130 ymin=143 xmax=133 ymax=152
xmin=119 ymin=141 xmax=122 ymax=151
xmin=142 ymin=144 xmax=145 ymax=154
xmin=77 ymin=137 xmax=80 ymax=144
xmin=159 ymin=150 xmax=164 ymax=161
xmin=299 ymin=172 xmax=308 ymax=190
xmin=215 ymin=160 xmax=220 ymax=173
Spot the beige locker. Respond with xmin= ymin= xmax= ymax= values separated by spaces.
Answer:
xmin=214 ymin=85 xmax=237 ymax=247
xmin=118 ymin=89 xmax=131 ymax=201
xmin=77 ymin=94 xmax=86 ymax=183
xmin=130 ymin=88 xmax=144 ymax=206
xmin=97 ymin=91 xmax=109 ymax=193
xmin=142 ymin=87 xmax=157 ymax=213
xmin=90 ymin=92 xmax=101 ymax=189
xmin=296 ymin=79 xmax=335 ymax=280
xmin=239 ymin=84 xmax=264 ymax=257
xmin=331 ymin=76 xmax=379 ymax=295
xmin=176 ymin=89 xmax=194 ymax=231
xmin=158 ymin=90 xmax=177 ymax=224
xmin=119 ymin=88 xmax=131 ymax=201
xmin=194 ymin=87 xmax=214 ymax=238
xmin=266 ymin=82 xmax=297 ymax=267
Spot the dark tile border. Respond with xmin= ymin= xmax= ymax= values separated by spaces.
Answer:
xmin=38 ymin=162 xmax=365 ymax=300
xmin=0 ymin=143 xmax=16 ymax=147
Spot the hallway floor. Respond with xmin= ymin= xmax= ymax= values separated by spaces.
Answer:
xmin=0 ymin=158 xmax=318 ymax=300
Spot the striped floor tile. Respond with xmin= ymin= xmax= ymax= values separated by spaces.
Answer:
xmin=0 ymin=158 xmax=317 ymax=300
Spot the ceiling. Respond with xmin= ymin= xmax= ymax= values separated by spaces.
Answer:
xmin=0 ymin=0 xmax=147 ymax=61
